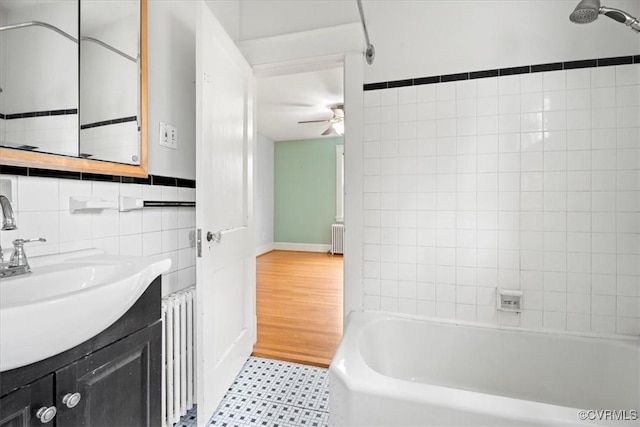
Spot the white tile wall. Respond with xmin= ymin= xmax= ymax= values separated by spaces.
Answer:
xmin=361 ymin=63 xmax=640 ymax=337
xmin=0 ymin=175 xmax=196 ymax=296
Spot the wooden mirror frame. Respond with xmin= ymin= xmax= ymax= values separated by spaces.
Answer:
xmin=0 ymin=0 xmax=148 ymax=178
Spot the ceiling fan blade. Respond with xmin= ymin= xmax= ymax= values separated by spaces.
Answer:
xmin=298 ymin=119 xmax=329 ymax=124
xmin=321 ymin=124 xmax=335 ymax=136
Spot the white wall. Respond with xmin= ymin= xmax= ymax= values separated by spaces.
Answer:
xmin=238 ymin=0 xmax=358 ymax=41
xmin=145 ymin=0 xmax=244 ymax=179
xmin=239 ymin=1 xmax=638 ymax=83
xmin=361 ymin=0 xmax=640 ymax=83
xmin=255 ymin=133 xmax=274 ymax=255
xmin=147 ymin=1 xmax=196 ymax=179
xmin=205 ymin=0 xmax=240 ymax=42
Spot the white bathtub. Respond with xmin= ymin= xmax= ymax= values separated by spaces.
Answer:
xmin=329 ymin=311 xmax=640 ymax=426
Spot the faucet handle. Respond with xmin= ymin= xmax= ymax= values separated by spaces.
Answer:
xmin=9 ymin=238 xmax=46 ymax=268
xmin=13 ymin=238 xmax=47 ymax=246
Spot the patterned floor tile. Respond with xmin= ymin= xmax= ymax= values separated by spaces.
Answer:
xmin=175 ymin=356 xmax=329 ymax=427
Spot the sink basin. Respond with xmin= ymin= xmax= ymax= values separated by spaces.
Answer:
xmin=0 ymin=249 xmax=171 ymax=372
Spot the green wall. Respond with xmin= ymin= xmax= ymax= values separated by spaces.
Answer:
xmin=275 ymin=137 xmax=343 ymax=244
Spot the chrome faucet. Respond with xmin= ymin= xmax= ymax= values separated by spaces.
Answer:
xmin=0 ymin=194 xmax=17 ymax=265
xmin=0 ymin=238 xmax=46 ymax=278
xmin=0 ymin=195 xmax=17 ymax=231
xmin=0 ymin=195 xmax=47 ymax=278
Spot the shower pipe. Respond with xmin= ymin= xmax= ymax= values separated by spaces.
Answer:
xmin=356 ymin=0 xmax=375 ymax=65
xmin=0 ymin=21 xmax=138 ymax=63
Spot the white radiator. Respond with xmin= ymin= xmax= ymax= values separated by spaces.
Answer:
xmin=331 ymin=223 xmax=344 ymax=254
xmin=161 ymin=287 xmax=196 ymax=427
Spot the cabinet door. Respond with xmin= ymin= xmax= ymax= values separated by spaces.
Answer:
xmin=55 ymin=322 xmax=161 ymax=427
xmin=0 ymin=375 xmax=54 ymax=427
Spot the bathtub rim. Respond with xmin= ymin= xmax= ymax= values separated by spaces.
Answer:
xmin=354 ymin=309 xmax=640 ymax=343
xmin=330 ymin=310 xmax=640 ymax=427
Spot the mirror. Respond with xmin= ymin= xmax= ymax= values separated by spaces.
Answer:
xmin=80 ymin=0 xmax=140 ymax=165
xmin=0 ymin=0 xmax=147 ymax=178
xmin=0 ymin=1 xmax=79 ymax=157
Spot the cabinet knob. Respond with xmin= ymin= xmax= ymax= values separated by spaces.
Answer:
xmin=36 ymin=406 xmax=57 ymax=423
xmin=62 ymin=392 xmax=82 ymax=408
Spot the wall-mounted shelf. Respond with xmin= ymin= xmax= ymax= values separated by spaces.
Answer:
xmin=70 ymin=197 xmax=118 ymax=213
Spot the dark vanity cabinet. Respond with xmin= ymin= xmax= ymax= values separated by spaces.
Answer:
xmin=0 ymin=278 xmax=162 ymax=427
xmin=0 ymin=375 xmax=53 ymax=427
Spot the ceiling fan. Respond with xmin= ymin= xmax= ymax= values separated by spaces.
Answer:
xmin=298 ymin=104 xmax=344 ymax=136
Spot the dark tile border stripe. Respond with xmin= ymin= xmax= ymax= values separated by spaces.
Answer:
xmin=364 ymin=55 xmax=637 ymax=90
xmin=564 ymin=59 xmax=597 ymax=70
xmin=499 ymin=65 xmax=530 ymax=76
xmin=414 ymin=76 xmax=440 ymax=85
xmin=80 ymin=116 xmax=138 ymax=130
xmin=388 ymin=79 xmax=413 ymax=88
xmin=0 ymin=165 xmax=28 ymax=176
xmin=598 ymin=56 xmax=633 ymax=67
xmin=2 ymin=109 xmax=78 ymax=120
xmin=177 ymin=178 xmax=197 ymax=189
xmin=152 ymin=175 xmax=177 ymax=187
xmin=363 ymin=82 xmax=387 ymax=91
xmin=30 ymin=168 xmax=81 ymax=180
xmin=0 ymin=165 xmax=196 ymax=188
xmin=82 ymin=172 xmax=121 ymax=182
xmin=470 ymin=69 xmax=498 ymax=80
xmin=531 ymin=62 xmax=563 ymax=73
xmin=121 ymin=176 xmax=152 ymax=185
xmin=441 ymin=72 xmax=469 ymax=82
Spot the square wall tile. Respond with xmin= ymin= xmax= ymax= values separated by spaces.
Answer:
xmin=17 ymin=177 xmax=58 ymax=212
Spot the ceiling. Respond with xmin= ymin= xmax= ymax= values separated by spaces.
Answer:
xmin=257 ymin=66 xmax=344 ymax=142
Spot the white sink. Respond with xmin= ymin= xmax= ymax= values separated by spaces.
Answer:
xmin=0 ymin=249 xmax=171 ymax=372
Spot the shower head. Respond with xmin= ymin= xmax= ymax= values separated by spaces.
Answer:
xmin=570 ymin=0 xmax=601 ymax=24
xmin=570 ymin=0 xmax=640 ymax=32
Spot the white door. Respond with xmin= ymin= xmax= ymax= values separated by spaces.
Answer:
xmin=195 ymin=2 xmax=256 ymax=425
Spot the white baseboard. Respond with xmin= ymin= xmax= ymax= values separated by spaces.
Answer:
xmin=256 ymin=243 xmax=275 ymax=256
xmin=273 ymin=242 xmax=331 ymax=253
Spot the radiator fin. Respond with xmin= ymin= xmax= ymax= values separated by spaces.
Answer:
xmin=331 ymin=224 xmax=344 ymax=255
xmin=161 ymin=287 xmax=196 ymax=427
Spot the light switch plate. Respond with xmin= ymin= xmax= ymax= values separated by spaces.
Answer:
xmin=159 ymin=121 xmax=177 ymax=149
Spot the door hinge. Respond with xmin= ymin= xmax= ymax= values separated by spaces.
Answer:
xmin=196 ymin=228 xmax=202 ymax=257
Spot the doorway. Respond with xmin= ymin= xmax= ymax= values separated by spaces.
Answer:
xmin=252 ymin=65 xmax=345 ymax=367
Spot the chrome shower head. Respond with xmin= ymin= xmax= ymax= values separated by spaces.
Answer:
xmin=570 ymin=0 xmax=640 ymax=32
xmin=570 ymin=0 xmax=601 ymax=23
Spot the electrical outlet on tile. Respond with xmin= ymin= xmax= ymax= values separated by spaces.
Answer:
xmin=159 ymin=121 xmax=178 ymax=149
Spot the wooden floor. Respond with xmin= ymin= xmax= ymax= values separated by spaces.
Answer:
xmin=252 ymin=250 xmax=343 ymax=367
